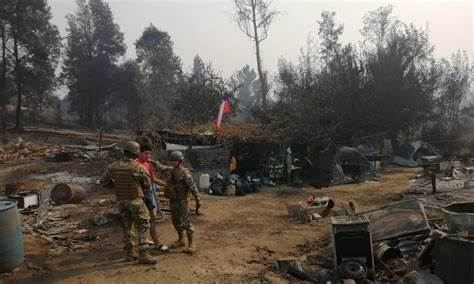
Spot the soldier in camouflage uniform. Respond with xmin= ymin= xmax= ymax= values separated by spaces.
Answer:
xmin=165 ymin=151 xmax=201 ymax=253
xmin=100 ymin=141 xmax=156 ymax=264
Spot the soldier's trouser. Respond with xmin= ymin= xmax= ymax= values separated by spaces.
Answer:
xmin=169 ymin=199 xmax=194 ymax=237
xmin=118 ymin=198 xmax=151 ymax=251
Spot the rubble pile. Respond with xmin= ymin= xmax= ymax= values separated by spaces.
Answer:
xmin=0 ymin=138 xmax=68 ymax=161
xmin=25 ymin=186 xmax=120 ymax=255
xmin=28 ymin=202 xmax=119 ymax=255
xmin=159 ymin=122 xmax=281 ymax=145
xmin=283 ymin=194 xmax=474 ymax=283
xmin=0 ymin=137 xmax=120 ymax=162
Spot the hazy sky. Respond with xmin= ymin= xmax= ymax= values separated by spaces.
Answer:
xmin=49 ymin=0 xmax=473 ymax=77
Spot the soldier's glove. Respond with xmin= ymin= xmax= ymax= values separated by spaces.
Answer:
xmin=195 ymin=200 xmax=201 ymax=215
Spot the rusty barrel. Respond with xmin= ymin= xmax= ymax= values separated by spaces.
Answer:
xmin=0 ymin=200 xmax=24 ymax=273
xmin=51 ymin=184 xmax=86 ymax=204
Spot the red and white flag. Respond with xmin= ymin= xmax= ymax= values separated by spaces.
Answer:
xmin=216 ymin=93 xmax=231 ymax=131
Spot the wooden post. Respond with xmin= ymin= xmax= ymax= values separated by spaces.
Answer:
xmin=98 ymin=128 xmax=103 ymax=152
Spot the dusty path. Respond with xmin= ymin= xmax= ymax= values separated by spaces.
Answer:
xmin=1 ymin=167 xmax=418 ymax=283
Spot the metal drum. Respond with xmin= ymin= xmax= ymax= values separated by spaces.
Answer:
xmin=51 ymin=183 xmax=86 ymax=204
xmin=442 ymin=202 xmax=474 ymax=233
xmin=0 ymin=200 xmax=24 ymax=273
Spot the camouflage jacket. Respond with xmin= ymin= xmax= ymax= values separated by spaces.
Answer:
xmin=100 ymin=157 xmax=151 ymax=200
xmin=165 ymin=166 xmax=200 ymax=201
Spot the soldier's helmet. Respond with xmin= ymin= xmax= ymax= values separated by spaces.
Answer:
xmin=170 ymin=151 xmax=184 ymax=162
xmin=123 ymin=141 xmax=141 ymax=156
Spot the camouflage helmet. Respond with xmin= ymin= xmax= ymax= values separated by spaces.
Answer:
xmin=170 ymin=151 xmax=184 ymax=161
xmin=123 ymin=141 xmax=140 ymax=156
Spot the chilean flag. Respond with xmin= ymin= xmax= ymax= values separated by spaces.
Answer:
xmin=216 ymin=93 xmax=231 ymax=131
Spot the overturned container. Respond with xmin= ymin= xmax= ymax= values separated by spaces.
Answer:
xmin=51 ymin=183 xmax=86 ymax=205
xmin=442 ymin=202 xmax=474 ymax=233
xmin=0 ymin=200 xmax=24 ymax=273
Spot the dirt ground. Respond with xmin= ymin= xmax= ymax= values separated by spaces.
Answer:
xmin=0 ymin=156 xmax=423 ymax=283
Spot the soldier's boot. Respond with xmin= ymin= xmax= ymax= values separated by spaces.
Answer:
xmin=184 ymin=233 xmax=196 ymax=254
xmin=169 ymin=231 xmax=186 ymax=249
xmin=138 ymin=250 xmax=157 ymax=265
xmin=125 ymin=247 xmax=138 ymax=261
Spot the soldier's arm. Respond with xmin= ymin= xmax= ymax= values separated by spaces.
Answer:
xmin=151 ymin=176 xmax=167 ymax=187
xmin=150 ymin=160 xmax=173 ymax=173
xmin=98 ymin=164 xmax=114 ymax=187
xmin=133 ymin=166 xmax=152 ymax=190
xmin=184 ymin=171 xmax=200 ymax=201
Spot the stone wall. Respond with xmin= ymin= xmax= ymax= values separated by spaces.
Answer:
xmin=165 ymin=145 xmax=231 ymax=177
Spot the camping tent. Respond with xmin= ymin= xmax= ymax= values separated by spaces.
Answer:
xmin=392 ymin=140 xmax=441 ymax=167
xmin=311 ymin=146 xmax=375 ymax=186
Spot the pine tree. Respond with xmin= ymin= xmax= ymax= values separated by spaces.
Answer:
xmin=62 ymin=0 xmax=125 ymax=128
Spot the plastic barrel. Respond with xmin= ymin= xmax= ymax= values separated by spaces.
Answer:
xmin=0 ymin=200 xmax=24 ymax=273
xmin=199 ymin=174 xmax=210 ymax=191
xmin=51 ymin=184 xmax=86 ymax=204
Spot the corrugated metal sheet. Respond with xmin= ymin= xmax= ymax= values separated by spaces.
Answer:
xmin=362 ymin=199 xmax=430 ymax=242
xmin=435 ymin=237 xmax=474 ymax=284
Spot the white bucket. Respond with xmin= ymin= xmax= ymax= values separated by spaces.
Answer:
xmin=199 ymin=174 xmax=210 ymax=190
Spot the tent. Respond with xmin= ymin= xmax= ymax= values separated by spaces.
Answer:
xmin=392 ymin=140 xmax=441 ymax=167
xmin=311 ymin=146 xmax=375 ymax=186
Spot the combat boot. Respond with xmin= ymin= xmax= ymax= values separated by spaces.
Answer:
xmin=169 ymin=237 xmax=186 ymax=249
xmin=125 ymin=247 xmax=138 ymax=261
xmin=184 ymin=233 xmax=196 ymax=253
xmin=169 ymin=232 xmax=186 ymax=249
xmin=138 ymin=250 xmax=157 ymax=265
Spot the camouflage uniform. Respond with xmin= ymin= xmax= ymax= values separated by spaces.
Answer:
xmin=152 ymin=160 xmax=173 ymax=173
xmin=100 ymin=157 xmax=152 ymax=251
xmin=165 ymin=166 xmax=200 ymax=237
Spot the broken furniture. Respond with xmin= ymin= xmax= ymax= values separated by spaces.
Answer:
xmin=331 ymin=215 xmax=375 ymax=280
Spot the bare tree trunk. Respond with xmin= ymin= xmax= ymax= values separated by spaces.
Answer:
xmin=56 ymin=100 xmax=62 ymax=127
xmin=13 ymin=36 xmax=22 ymax=132
xmin=251 ymin=0 xmax=267 ymax=109
xmin=255 ymin=39 xmax=267 ymax=109
xmin=86 ymin=92 xmax=93 ymax=128
xmin=0 ymin=23 xmax=6 ymax=133
xmin=103 ymin=108 xmax=108 ymax=130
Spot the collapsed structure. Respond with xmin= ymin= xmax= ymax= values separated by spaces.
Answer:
xmin=139 ymin=123 xmax=282 ymax=177
xmin=392 ymin=140 xmax=441 ymax=167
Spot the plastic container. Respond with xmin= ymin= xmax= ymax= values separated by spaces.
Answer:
xmin=199 ymin=174 xmax=210 ymax=191
xmin=0 ymin=200 xmax=24 ymax=273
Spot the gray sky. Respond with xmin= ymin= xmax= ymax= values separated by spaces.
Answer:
xmin=49 ymin=0 xmax=473 ymax=77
